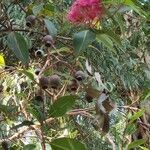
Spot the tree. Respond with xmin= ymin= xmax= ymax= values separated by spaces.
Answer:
xmin=0 ymin=0 xmax=149 ymax=149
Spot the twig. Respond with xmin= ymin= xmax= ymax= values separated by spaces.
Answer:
xmin=0 ymin=118 xmax=54 ymax=142
xmin=40 ymin=121 xmax=46 ymax=150
xmin=56 ymin=35 xmax=72 ymax=40
xmin=0 ymin=28 xmax=45 ymax=35
xmin=38 ymin=59 xmax=50 ymax=77
xmin=55 ymin=81 xmax=67 ymax=99
xmin=118 ymin=106 xmax=139 ymax=111
xmin=106 ymin=133 xmax=116 ymax=150
xmin=0 ymin=108 xmax=94 ymax=142
xmin=17 ymin=3 xmax=27 ymax=13
xmin=51 ymin=53 xmax=75 ymax=73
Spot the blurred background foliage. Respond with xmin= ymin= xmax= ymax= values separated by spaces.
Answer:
xmin=0 ymin=0 xmax=150 ymax=150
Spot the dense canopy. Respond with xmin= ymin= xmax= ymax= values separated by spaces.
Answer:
xmin=0 ymin=0 xmax=150 ymax=150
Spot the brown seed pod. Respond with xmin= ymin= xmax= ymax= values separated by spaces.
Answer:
xmin=0 ymin=85 xmax=4 ymax=93
xmin=35 ymin=49 xmax=45 ymax=58
xmin=35 ymin=95 xmax=43 ymax=102
xmin=35 ymin=68 xmax=41 ymax=75
xmin=49 ymin=75 xmax=61 ymax=89
xmin=74 ymin=70 xmax=85 ymax=81
xmin=39 ymin=76 xmax=49 ymax=89
xmin=85 ymin=94 xmax=93 ymax=103
xmin=42 ymin=35 xmax=54 ymax=47
xmin=1 ymin=141 xmax=9 ymax=150
xmin=35 ymin=89 xmax=44 ymax=102
xmin=68 ymin=79 xmax=79 ymax=91
xmin=102 ymin=113 xmax=110 ymax=133
xmin=26 ymin=15 xmax=36 ymax=27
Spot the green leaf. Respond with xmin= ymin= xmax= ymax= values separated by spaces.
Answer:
xmin=11 ymin=120 xmax=34 ymax=130
xmin=21 ymin=70 xmax=34 ymax=81
xmin=48 ymin=95 xmax=77 ymax=117
xmin=129 ymin=109 xmax=145 ymax=123
xmin=73 ymin=30 xmax=95 ymax=53
xmin=44 ymin=19 xmax=57 ymax=37
xmin=23 ymin=144 xmax=36 ymax=150
xmin=7 ymin=32 xmax=29 ymax=65
xmin=45 ymin=143 xmax=52 ymax=150
xmin=26 ymin=144 xmax=51 ymax=150
xmin=32 ymin=3 xmax=44 ymax=15
xmin=128 ymin=139 xmax=146 ymax=149
xmin=41 ymin=3 xmax=54 ymax=17
xmin=139 ymin=146 xmax=149 ymax=150
xmin=96 ymin=34 xmax=115 ymax=52
xmin=98 ymin=29 xmax=122 ymax=46
xmin=51 ymin=138 xmax=86 ymax=150
xmin=27 ymin=104 xmax=44 ymax=122
xmin=44 ymin=3 xmax=54 ymax=12
xmin=124 ymin=0 xmax=147 ymax=18
xmin=0 ymin=54 xmax=5 ymax=67
xmin=114 ymin=13 xmax=125 ymax=34
xmin=125 ymin=123 xmax=137 ymax=135
xmin=0 ymin=105 xmax=18 ymax=118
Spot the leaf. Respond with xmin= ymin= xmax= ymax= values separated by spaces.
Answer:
xmin=98 ymin=93 xmax=108 ymax=103
xmin=0 ymin=54 xmax=5 ymax=67
xmin=51 ymin=138 xmax=86 ymax=150
xmin=44 ymin=19 xmax=57 ymax=37
xmin=48 ymin=95 xmax=77 ymax=117
xmin=128 ymin=139 xmax=146 ymax=149
xmin=0 ymin=105 xmax=18 ymax=118
xmin=23 ymin=144 xmax=36 ymax=150
xmin=139 ymin=146 xmax=149 ymax=150
xmin=129 ymin=109 xmax=145 ymax=123
xmin=32 ymin=3 xmax=44 ymax=15
xmin=85 ymin=85 xmax=100 ymax=99
xmin=41 ymin=3 xmax=54 ymax=17
xmin=94 ymin=72 xmax=103 ymax=85
xmin=21 ymin=70 xmax=34 ymax=81
xmin=124 ymin=0 xmax=147 ymax=18
xmin=44 ymin=3 xmax=54 ymax=12
xmin=125 ymin=123 xmax=137 ymax=135
xmin=7 ymin=32 xmax=29 ymax=65
xmin=73 ymin=30 xmax=95 ymax=53
xmin=11 ymin=120 xmax=34 ymax=130
xmin=102 ymin=114 xmax=110 ymax=133
xmin=114 ymin=13 xmax=125 ymax=34
xmin=98 ymin=29 xmax=122 ymax=46
xmin=45 ymin=144 xmax=52 ymax=150
xmin=28 ymin=104 xmax=44 ymax=122
xmin=96 ymin=34 xmax=115 ymax=52
xmin=85 ymin=59 xmax=92 ymax=75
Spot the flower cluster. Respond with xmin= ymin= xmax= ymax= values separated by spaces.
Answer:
xmin=67 ymin=0 xmax=102 ymax=24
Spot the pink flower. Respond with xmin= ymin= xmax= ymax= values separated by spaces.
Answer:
xmin=67 ymin=0 xmax=103 ymax=24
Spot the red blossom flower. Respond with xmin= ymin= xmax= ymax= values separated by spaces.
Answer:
xmin=67 ymin=0 xmax=103 ymax=24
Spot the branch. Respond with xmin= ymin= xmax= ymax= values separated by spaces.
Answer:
xmin=0 ymin=118 xmax=54 ymax=142
xmin=0 ymin=109 xmax=94 ymax=142
xmin=118 ymin=106 xmax=139 ymax=111
xmin=106 ymin=134 xmax=116 ymax=150
xmin=0 ymin=28 xmax=45 ymax=35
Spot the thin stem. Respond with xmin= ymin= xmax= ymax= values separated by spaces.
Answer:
xmin=0 ymin=28 xmax=45 ymax=35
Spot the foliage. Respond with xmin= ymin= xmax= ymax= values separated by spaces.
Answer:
xmin=0 ymin=0 xmax=150 ymax=150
